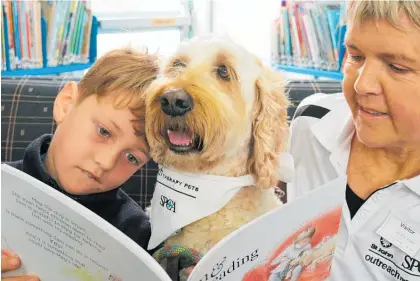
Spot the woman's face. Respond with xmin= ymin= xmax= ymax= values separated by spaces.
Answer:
xmin=343 ymin=14 xmax=420 ymax=152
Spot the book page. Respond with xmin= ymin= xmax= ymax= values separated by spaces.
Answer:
xmin=188 ymin=176 xmax=346 ymax=281
xmin=1 ymin=164 xmax=171 ymax=281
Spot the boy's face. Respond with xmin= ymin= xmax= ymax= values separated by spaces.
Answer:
xmin=343 ymin=14 xmax=420 ymax=150
xmin=47 ymin=82 xmax=149 ymax=195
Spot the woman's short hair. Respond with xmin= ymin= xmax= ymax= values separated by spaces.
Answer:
xmin=346 ymin=0 xmax=420 ymax=29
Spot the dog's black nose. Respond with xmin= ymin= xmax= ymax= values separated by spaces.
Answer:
xmin=160 ymin=88 xmax=193 ymax=117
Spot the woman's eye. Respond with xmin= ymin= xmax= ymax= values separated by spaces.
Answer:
xmin=389 ymin=64 xmax=409 ymax=73
xmin=125 ymin=153 xmax=139 ymax=165
xmin=98 ymin=126 xmax=110 ymax=137
xmin=348 ymin=55 xmax=364 ymax=62
xmin=217 ymin=65 xmax=230 ymax=80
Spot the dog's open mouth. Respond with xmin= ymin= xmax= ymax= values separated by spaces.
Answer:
xmin=165 ymin=126 xmax=203 ymax=153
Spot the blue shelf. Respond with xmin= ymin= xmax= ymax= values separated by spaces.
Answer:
xmin=1 ymin=63 xmax=93 ymax=77
xmin=274 ymin=65 xmax=344 ymax=80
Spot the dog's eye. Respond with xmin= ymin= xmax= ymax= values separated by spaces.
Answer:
xmin=173 ymin=60 xmax=186 ymax=68
xmin=217 ymin=65 xmax=230 ymax=81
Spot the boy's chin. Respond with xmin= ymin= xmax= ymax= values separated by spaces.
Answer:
xmin=56 ymin=177 xmax=100 ymax=196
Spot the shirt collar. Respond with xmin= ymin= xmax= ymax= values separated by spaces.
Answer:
xmin=310 ymin=96 xmax=353 ymax=154
xmin=309 ymin=98 xmax=420 ymax=196
xmin=23 ymin=134 xmax=55 ymax=184
xmin=403 ymin=175 xmax=420 ymax=197
xmin=310 ymin=98 xmax=353 ymax=175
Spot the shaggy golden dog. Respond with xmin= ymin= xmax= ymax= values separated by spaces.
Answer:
xmin=145 ymin=36 xmax=289 ymax=254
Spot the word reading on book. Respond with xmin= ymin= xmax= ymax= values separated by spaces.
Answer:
xmin=199 ymin=249 xmax=260 ymax=281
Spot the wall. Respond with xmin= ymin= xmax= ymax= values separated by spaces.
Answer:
xmin=211 ymin=0 xmax=279 ymax=64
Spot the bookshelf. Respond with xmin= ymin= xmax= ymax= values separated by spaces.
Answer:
xmin=274 ymin=65 xmax=343 ymax=79
xmin=272 ymin=0 xmax=347 ymax=80
xmin=1 ymin=1 xmax=98 ymax=77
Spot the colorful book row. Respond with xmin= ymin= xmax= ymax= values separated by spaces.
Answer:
xmin=1 ymin=0 xmax=97 ymax=75
xmin=272 ymin=0 xmax=346 ymax=73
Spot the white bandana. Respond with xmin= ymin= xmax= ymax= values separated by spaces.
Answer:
xmin=147 ymin=152 xmax=294 ymax=250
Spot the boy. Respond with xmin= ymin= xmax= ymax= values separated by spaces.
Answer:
xmin=2 ymin=48 xmax=159 ymax=281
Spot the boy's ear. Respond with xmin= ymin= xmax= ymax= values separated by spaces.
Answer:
xmin=53 ymin=82 xmax=80 ymax=125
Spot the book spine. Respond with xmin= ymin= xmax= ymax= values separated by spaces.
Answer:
xmin=4 ymin=1 xmax=16 ymax=69
xmin=283 ymin=7 xmax=292 ymax=65
xmin=289 ymin=5 xmax=301 ymax=66
xmin=25 ymin=3 xmax=33 ymax=67
xmin=19 ymin=1 xmax=28 ymax=69
xmin=11 ymin=1 xmax=21 ymax=69
xmin=1 ymin=5 xmax=5 ymax=70
xmin=81 ymin=9 xmax=93 ymax=63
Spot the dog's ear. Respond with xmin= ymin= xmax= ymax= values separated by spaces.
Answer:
xmin=247 ymin=63 xmax=289 ymax=189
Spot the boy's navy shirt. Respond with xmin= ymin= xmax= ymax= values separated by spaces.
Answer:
xmin=5 ymin=134 xmax=152 ymax=251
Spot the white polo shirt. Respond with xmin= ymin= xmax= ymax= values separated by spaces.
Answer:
xmin=287 ymin=93 xmax=420 ymax=281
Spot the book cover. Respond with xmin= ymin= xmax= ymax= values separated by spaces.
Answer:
xmin=1 ymin=164 xmax=171 ymax=281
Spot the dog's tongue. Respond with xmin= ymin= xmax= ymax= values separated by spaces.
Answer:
xmin=168 ymin=130 xmax=193 ymax=146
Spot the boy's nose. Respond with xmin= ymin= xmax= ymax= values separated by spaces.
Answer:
xmin=94 ymin=148 xmax=119 ymax=171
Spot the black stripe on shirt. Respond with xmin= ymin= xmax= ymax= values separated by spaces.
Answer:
xmin=293 ymin=104 xmax=330 ymax=120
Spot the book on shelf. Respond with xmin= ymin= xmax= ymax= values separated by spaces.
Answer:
xmin=272 ymin=0 xmax=346 ymax=72
xmin=1 ymin=0 xmax=94 ymax=71
xmin=2 ymin=163 xmax=346 ymax=281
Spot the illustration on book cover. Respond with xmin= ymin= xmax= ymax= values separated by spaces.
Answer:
xmin=242 ymin=207 xmax=342 ymax=281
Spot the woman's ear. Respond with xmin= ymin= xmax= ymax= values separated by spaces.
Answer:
xmin=53 ymin=82 xmax=80 ymax=125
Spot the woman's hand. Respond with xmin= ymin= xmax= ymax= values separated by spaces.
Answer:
xmin=1 ymin=249 xmax=39 ymax=281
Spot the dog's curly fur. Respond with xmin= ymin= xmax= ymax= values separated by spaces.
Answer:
xmin=145 ymin=36 xmax=289 ymax=254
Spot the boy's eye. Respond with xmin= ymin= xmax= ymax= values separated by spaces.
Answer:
xmin=125 ymin=152 xmax=139 ymax=165
xmin=98 ymin=126 xmax=110 ymax=137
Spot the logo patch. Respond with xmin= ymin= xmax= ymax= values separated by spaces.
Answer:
xmin=381 ymin=237 xmax=393 ymax=248
xmin=160 ymin=195 xmax=176 ymax=213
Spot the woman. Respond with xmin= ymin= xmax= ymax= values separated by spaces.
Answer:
xmin=287 ymin=1 xmax=420 ymax=280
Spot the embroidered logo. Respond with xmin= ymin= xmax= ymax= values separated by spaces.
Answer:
xmin=380 ymin=237 xmax=393 ymax=248
xmin=160 ymin=195 xmax=176 ymax=213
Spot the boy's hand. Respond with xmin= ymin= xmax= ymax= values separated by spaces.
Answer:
xmin=1 ymin=249 xmax=39 ymax=281
xmin=179 ymin=266 xmax=195 ymax=281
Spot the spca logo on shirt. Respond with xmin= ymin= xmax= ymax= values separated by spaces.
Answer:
xmin=160 ymin=195 xmax=176 ymax=213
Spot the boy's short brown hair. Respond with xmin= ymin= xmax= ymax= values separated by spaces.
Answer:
xmin=347 ymin=0 xmax=420 ymax=29
xmin=77 ymin=48 xmax=160 ymax=118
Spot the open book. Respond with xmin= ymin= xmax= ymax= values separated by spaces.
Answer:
xmin=2 ymin=164 xmax=346 ymax=281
